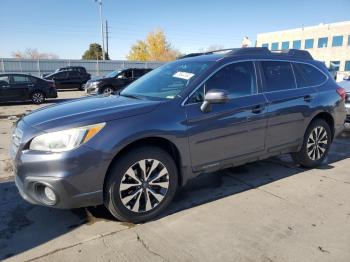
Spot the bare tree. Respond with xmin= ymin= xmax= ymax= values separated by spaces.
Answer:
xmin=11 ymin=48 xmax=59 ymax=59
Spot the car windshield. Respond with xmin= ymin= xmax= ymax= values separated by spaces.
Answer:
xmin=120 ymin=60 xmax=213 ymax=100
xmin=105 ymin=70 xmax=121 ymax=78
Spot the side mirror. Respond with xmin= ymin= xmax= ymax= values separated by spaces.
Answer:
xmin=200 ymin=89 xmax=229 ymax=113
xmin=0 ymin=81 xmax=8 ymax=87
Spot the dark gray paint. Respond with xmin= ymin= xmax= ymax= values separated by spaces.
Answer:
xmin=10 ymin=53 xmax=347 ymax=209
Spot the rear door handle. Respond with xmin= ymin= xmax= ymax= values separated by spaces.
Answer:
xmin=304 ymin=95 xmax=313 ymax=102
xmin=251 ymin=104 xmax=265 ymax=114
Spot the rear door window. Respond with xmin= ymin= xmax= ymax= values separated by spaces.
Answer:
xmin=133 ymin=69 xmax=144 ymax=78
xmin=12 ymin=75 xmax=30 ymax=84
xmin=261 ymin=61 xmax=296 ymax=92
xmin=293 ymin=63 xmax=327 ymax=87
xmin=68 ymin=71 xmax=80 ymax=78
xmin=292 ymin=63 xmax=309 ymax=88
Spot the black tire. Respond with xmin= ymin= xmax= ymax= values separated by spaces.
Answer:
xmin=104 ymin=146 xmax=178 ymax=223
xmin=101 ymin=86 xmax=114 ymax=94
xmin=292 ymin=119 xmax=332 ymax=168
xmin=78 ymin=84 xmax=85 ymax=91
xmin=31 ymin=91 xmax=45 ymax=104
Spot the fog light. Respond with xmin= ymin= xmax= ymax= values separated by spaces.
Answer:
xmin=44 ymin=186 xmax=56 ymax=203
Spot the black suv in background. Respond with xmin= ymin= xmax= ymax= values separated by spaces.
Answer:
xmin=43 ymin=67 xmax=91 ymax=90
xmin=85 ymin=68 xmax=152 ymax=94
xmin=0 ymin=73 xmax=57 ymax=104
xmin=10 ymin=48 xmax=346 ymax=223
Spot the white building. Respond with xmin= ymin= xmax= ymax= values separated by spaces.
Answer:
xmin=256 ymin=21 xmax=350 ymax=74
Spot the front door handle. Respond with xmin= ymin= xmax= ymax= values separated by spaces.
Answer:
xmin=28 ymin=84 xmax=34 ymax=87
xmin=304 ymin=95 xmax=313 ymax=102
xmin=251 ymin=104 xmax=265 ymax=114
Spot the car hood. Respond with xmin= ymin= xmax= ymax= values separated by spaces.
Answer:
xmin=22 ymin=95 xmax=161 ymax=132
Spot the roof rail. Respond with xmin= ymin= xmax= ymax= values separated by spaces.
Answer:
xmin=271 ymin=49 xmax=314 ymax=60
xmin=177 ymin=48 xmax=236 ymax=59
xmin=178 ymin=47 xmax=313 ymax=60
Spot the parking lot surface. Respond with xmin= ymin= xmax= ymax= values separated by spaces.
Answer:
xmin=1 ymin=92 xmax=350 ymax=261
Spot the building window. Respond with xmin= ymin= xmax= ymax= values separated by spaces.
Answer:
xmin=318 ymin=37 xmax=328 ymax=48
xmin=292 ymin=40 xmax=301 ymax=49
xmin=271 ymin=42 xmax=279 ymax=50
xmin=330 ymin=61 xmax=340 ymax=71
xmin=262 ymin=43 xmax=269 ymax=48
xmin=281 ymin=41 xmax=289 ymax=50
xmin=348 ymin=35 xmax=350 ymax=46
xmin=345 ymin=61 xmax=350 ymax=71
xmin=332 ymin=35 xmax=343 ymax=47
xmin=304 ymin=39 xmax=314 ymax=49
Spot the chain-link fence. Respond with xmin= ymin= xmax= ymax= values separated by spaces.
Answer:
xmin=0 ymin=58 xmax=164 ymax=77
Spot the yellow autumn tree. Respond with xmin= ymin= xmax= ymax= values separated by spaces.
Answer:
xmin=127 ymin=29 xmax=180 ymax=62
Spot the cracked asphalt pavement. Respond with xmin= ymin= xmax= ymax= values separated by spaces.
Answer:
xmin=1 ymin=91 xmax=350 ymax=261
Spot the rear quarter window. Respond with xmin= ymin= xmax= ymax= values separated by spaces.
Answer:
xmin=293 ymin=63 xmax=327 ymax=87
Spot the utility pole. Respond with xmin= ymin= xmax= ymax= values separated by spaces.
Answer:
xmin=105 ymin=20 xmax=109 ymax=58
xmin=95 ymin=0 xmax=105 ymax=60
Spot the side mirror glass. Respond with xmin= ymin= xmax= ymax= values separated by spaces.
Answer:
xmin=200 ymin=89 xmax=229 ymax=113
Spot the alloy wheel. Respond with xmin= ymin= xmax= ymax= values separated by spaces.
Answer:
xmin=103 ymin=87 xmax=113 ymax=94
xmin=32 ymin=92 xmax=44 ymax=103
xmin=306 ymin=126 xmax=328 ymax=161
xmin=119 ymin=159 xmax=170 ymax=213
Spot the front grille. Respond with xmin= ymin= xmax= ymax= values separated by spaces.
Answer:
xmin=10 ymin=124 xmax=23 ymax=158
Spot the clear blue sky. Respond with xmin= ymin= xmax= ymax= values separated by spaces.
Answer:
xmin=1 ymin=0 xmax=349 ymax=60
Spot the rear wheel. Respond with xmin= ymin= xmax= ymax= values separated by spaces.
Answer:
xmin=31 ymin=91 xmax=45 ymax=104
xmin=104 ymin=146 xmax=178 ymax=223
xmin=292 ymin=119 xmax=331 ymax=168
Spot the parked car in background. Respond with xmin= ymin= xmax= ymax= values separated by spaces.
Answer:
xmin=42 ymin=66 xmax=88 ymax=78
xmin=43 ymin=68 xmax=91 ymax=90
xmin=10 ymin=48 xmax=346 ymax=223
xmin=338 ymin=75 xmax=350 ymax=129
xmin=85 ymin=68 xmax=152 ymax=95
xmin=0 ymin=73 xmax=57 ymax=104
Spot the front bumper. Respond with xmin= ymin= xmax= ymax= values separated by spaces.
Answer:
xmin=47 ymin=89 xmax=58 ymax=98
xmin=345 ymin=103 xmax=350 ymax=130
xmin=12 ymin=143 xmax=111 ymax=209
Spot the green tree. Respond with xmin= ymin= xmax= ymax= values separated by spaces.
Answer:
xmin=127 ymin=29 xmax=180 ymax=61
xmin=82 ymin=43 xmax=110 ymax=60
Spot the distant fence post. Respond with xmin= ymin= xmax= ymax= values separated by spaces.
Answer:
xmin=96 ymin=59 xmax=99 ymax=76
xmin=1 ymin=58 xmax=5 ymax=72
xmin=122 ymin=61 xmax=125 ymax=69
xmin=19 ymin=60 xmax=23 ymax=72
xmin=37 ymin=59 xmax=41 ymax=76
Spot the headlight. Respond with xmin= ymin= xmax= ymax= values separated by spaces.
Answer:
xmin=91 ymin=81 xmax=101 ymax=88
xmin=29 ymin=123 xmax=105 ymax=152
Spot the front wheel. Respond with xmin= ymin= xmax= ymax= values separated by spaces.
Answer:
xmin=292 ymin=119 xmax=332 ymax=168
xmin=31 ymin=91 xmax=45 ymax=104
xmin=104 ymin=146 xmax=178 ymax=223
xmin=101 ymin=86 xmax=114 ymax=95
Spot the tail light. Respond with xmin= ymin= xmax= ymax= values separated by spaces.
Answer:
xmin=336 ymin=87 xmax=346 ymax=101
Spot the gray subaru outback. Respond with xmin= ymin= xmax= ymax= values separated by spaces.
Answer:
xmin=10 ymin=48 xmax=346 ymax=223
